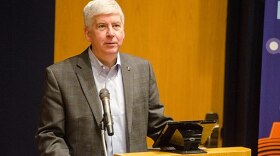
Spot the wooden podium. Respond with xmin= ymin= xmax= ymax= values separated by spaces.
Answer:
xmin=114 ymin=147 xmax=251 ymax=156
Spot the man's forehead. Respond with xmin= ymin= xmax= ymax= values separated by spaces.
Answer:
xmin=94 ymin=13 xmax=121 ymax=20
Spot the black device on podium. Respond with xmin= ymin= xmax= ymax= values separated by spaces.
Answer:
xmin=153 ymin=120 xmax=217 ymax=154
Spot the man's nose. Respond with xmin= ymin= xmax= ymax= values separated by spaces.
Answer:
xmin=106 ymin=26 xmax=115 ymax=37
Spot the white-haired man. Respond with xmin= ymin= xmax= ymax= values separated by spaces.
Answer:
xmin=36 ymin=0 xmax=172 ymax=155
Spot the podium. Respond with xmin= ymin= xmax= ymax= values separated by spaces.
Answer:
xmin=114 ymin=147 xmax=251 ymax=156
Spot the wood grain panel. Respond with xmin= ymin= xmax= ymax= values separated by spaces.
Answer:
xmin=55 ymin=0 xmax=89 ymax=62
xmin=55 ymin=0 xmax=227 ymax=147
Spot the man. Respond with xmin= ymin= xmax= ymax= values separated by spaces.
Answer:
xmin=35 ymin=0 xmax=172 ymax=155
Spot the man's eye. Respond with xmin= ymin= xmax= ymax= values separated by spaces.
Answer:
xmin=113 ymin=24 xmax=121 ymax=30
xmin=113 ymin=24 xmax=120 ymax=27
xmin=97 ymin=24 xmax=106 ymax=29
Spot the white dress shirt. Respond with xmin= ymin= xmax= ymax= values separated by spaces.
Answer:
xmin=88 ymin=49 xmax=127 ymax=156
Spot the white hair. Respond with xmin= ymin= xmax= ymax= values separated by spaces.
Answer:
xmin=83 ymin=0 xmax=124 ymax=29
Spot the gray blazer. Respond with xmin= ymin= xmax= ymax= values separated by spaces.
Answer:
xmin=36 ymin=48 xmax=172 ymax=156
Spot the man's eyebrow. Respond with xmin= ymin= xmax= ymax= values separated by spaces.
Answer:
xmin=96 ymin=21 xmax=106 ymax=24
xmin=112 ymin=22 xmax=122 ymax=25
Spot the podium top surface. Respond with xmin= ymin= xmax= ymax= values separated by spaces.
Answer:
xmin=114 ymin=147 xmax=251 ymax=156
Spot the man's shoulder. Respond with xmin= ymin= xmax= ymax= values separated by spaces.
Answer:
xmin=47 ymin=50 xmax=88 ymax=72
xmin=47 ymin=55 xmax=76 ymax=70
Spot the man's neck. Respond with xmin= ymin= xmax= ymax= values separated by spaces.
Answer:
xmin=93 ymin=52 xmax=117 ymax=68
xmin=90 ymin=46 xmax=118 ymax=68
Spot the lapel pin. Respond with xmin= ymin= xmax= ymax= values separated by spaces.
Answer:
xmin=126 ymin=66 xmax=131 ymax=71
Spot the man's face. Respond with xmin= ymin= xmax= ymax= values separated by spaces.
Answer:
xmin=85 ymin=13 xmax=125 ymax=57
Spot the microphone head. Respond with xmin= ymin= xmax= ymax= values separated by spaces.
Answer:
xmin=99 ymin=88 xmax=110 ymax=99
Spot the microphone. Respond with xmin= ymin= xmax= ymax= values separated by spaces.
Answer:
xmin=99 ymin=88 xmax=114 ymax=136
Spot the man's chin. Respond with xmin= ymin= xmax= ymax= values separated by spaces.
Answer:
xmin=104 ymin=47 xmax=119 ymax=53
xmin=104 ymin=50 xmax=119 ymax=55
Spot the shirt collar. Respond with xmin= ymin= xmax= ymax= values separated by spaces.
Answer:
xmin=88 ymin=47 xmax=121 ymax=76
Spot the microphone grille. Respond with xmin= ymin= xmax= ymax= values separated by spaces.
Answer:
xmin=99 ymin=88 xmax=110 ymax=99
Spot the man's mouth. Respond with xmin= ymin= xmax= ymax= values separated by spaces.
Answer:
xmin=105 ymin=42 xmax=117 ymax=45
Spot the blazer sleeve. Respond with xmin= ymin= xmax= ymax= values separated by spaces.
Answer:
xmin=146 ymin=62 xmax=173 ymax=141
xmin=35 ymin=67 xmax=70 ymax=156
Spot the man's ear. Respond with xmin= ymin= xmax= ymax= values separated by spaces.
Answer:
xmin=84 ymin=27 xmax=92 ymax=42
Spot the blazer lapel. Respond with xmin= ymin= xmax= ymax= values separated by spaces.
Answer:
xmin=74 ymin=50 xmax=103 ymax=124
xmin=120 ymin=54 xmax=134 ymax=138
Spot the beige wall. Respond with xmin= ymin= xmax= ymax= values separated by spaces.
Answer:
xmin=55 ymin=0 xmax=227 ymax=146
